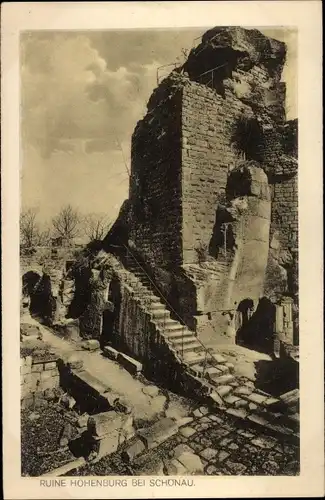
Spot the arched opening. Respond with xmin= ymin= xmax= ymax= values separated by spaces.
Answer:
xmin=236 ymin=296 xmax=276 ymax=355
xmin=22 ymin=271 xmax=56 ymax=325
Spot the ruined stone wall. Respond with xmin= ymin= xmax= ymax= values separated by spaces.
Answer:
xmin=129 ymin=86 xmax=183 ymax=268
xmin=271 ymin=176 xmax=298 ymax=249
xmin=21 ymin=355 xmax=60 ymax=403
xmin=181 ymin=82 xmax=248 ymax=264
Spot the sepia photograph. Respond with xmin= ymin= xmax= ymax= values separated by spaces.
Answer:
xmin=19 ymin=24 xmax=301 ymax=478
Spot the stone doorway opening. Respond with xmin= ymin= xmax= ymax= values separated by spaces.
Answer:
xmin=236 ymin=296 xmax=276 ymax=355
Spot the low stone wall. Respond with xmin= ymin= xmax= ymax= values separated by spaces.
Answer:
xmin=21 ymin=355 xmax=60 ymax=407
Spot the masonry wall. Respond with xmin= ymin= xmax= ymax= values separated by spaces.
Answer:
xmin=271 ymin=176 xmax=298 ymax=249
xmin=21 ymin=355 xmax=60 ymax=405
xmin=130 ymin=87 xmax=183 ymax=268
xmin=181 ymin=82 xmax=250 ymax=264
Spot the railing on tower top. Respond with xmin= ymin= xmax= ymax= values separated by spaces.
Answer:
xmin=121 ymin=242 xmax=215 ymax=371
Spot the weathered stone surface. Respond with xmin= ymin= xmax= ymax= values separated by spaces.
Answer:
xmin=142 ymin=385 xmax=159 ymax=397
xmin=199 ymin=447 xmax=219 ymax=461
xmin=164 ymin=458 xmax=187 ymax=475
xmin=81 ymin=339 xmax=100 ymax=351
xmin=179 ymin=426 xmax=196 ymax=438
xmin=88 ymin=411 xmax=124 ymax=438
xmin=65 ymin=354 xmax=84 ymax=370
xmin=177 ymin=452 xmax=204 ymax=474
xmin=90 ymin=431 xmax=121 ymax=462
xmin=280 ymin=389 xmax=299 ymax=407
xmin=118 ymin=353 xmax=143 ymax=376
xmin=103 ymin=346 xmax=119 ymax=360
xmin=61 ymin=394 xmax=76 ymax=410
xmin=77 ymin=413 xmax=90 ymax=428
xmin=122 ymin=438 xmax=146 ymax=463
xmin=137 ymin=418 xmax=178 ymax=450
xmin=215 ymin=385 xmax=233 ymax=397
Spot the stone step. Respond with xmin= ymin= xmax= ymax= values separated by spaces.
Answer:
xmin=182 ymin=351 xmax=208 ymax=366
xmin=214 ymin=385 xmax=233 ymax=398
xmin=188 ymin=363 xmax=205 ymax=377
xmin=204 ymin=365 xmax=229 ymax=379
xmin=151 ymin=310 xmax=171 ymax=321
xmin=170 ymin=335 xmax=199 ymax=346
xmin=173 ymin=341 xmax=205 ymax=354
xmin=148 ymin=301 xmax=164 ymax=310
xmin=166 ymin=330 xmax=194 ymax=340
xmin=162 ymin=319 xmax=185 ymax=330
xmin=208 ymin=373 xmax=235 ymax=387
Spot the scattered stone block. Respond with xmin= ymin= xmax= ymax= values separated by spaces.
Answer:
xmin=280 ymin=389 xmax=299 ymax=407
xmin=138 ymin=456 xmax=164 ymax=475
xmin=215 ymin=385 xmax=233 ymax=397
xmin=137 ymin=418 xmax=178 ymax=450
xmin=77 ymin=413 xmax=89 ymax=428
xmin=262 ymin=397 xmax=280 ymax=407
xmin=226 ymin=460 xmax=247 ymax=475
xmin=209 ymin=391 xmax=224 ymax=407
xmin=102 ymin=390 xmax=120 ymax=408
xmin=233 ymin=398 xmax=249 ymax=409
xmin=122 ymin=438 xmax=146 ymax=463
xmin=226 ymin=408 xmax=248 ymax=419
xmin=88 ymin=411 xmax=123 ymax=439
xmin=222 ymin=394 xmax=241 ymax=405
xmin=61 ymin=394 xmax=76 ymax=410
xmin=245 ymin=392 xmax=268 ymax=406
xmin=234 ymin=385 xmax=253 ymax=397
xmin=43 ymin=388 xmax=56 ymax=401
xmin=103 ymin=346 xmax=119 ymax=360
xmin=164 ymin=458 xmax=187 ymax=475
xmin=81 ymin=339 xmax=100 ymax=351
xmin=176 ymin=416 xmax=194 ymax=427
xmin=28 ymin=412 xmax=40 ymax=421
xmin=199 ymin=447 xmax=219 ymax=461
xmin=192 ymin=406 xmax=208 ymax=418
xmin=88 ymin=411 xmax=133 ymax=441
xmin=90 ymin=431 xmax=120 ymax=463
xmin=118 ymin=353 xmax=142 ymax=376
xmin=142 ymin=385 xmax=159 ymax=397
xmin=179 ymin=426 xmax=196 ymax=438
xmin=176 ymin=451 xmax=204 ymax=474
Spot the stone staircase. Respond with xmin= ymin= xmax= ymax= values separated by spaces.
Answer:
xmin=115 ymin=253 xmax=299 ymax=437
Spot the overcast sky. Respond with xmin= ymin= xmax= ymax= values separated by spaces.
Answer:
xmin=20 ymin=27 xmax=297 ymax=226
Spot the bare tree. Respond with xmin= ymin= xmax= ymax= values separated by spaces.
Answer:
xmin=20 ymin=207 xmax=41 ymax=247
xmin=38 ymin=227 xmax=52 ymax=246
xmin=52 ymin=205 xmax=81 ymax=244
xmin=83 ymin=213 xmax=112 ymax=242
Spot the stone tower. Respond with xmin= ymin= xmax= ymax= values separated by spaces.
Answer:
xmin=125 ymin=27 xmax=298 ymax=340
